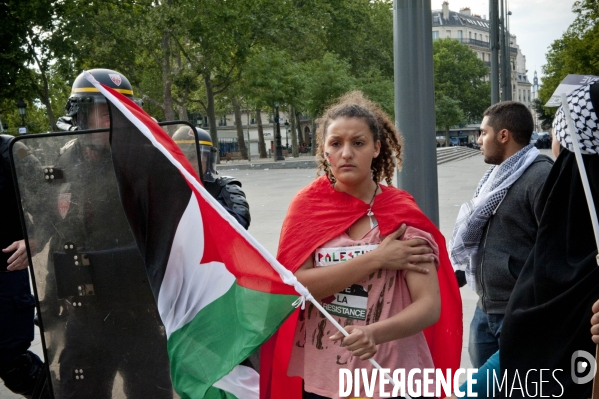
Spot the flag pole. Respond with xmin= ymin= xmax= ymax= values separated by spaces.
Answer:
xmin=307 ymin=298 xmax=411 ymax=398
xmin=84 ymin=71 xmax=417 ymax=398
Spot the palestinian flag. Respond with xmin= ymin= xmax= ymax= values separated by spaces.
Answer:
xmin=83 ymin=72 xmax=302 ymax=399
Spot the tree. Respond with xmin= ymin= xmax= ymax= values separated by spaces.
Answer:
xmin=435 ymin=95 xmax=465 ymax=146
xmin=1 ymin=0 xmax=72 ymax=130
xmin=300 ymin=53 xmax=356 ymax=153
xmin=433 ymin=38 xmax=490 ymax=123
xmin=538 ymin=0 xmax=599 ymax=113
xmin=532 ymin=98 xmax=555 ymax=131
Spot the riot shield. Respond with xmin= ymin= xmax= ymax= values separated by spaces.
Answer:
xmin=163 ymin=121 xmax=205 ymax=180
xmin=10 ymin=130 xmax=178 ymax=399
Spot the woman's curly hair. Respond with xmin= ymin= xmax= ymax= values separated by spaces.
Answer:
xmin=316 ymin=91 xmax=404 ymax=186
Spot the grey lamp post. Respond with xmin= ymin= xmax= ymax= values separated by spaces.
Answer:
xmin=17 ymin=99 xmax=27 ymax=134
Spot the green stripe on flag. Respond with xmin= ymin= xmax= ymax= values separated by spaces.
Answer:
xmin=167 ymin=281 xmax=297 ymax=398
xmin=204 ymin=386 xmax=240 ymax=399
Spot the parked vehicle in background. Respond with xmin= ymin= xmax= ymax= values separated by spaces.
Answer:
xmin=530 ymin=131 xmax=539 ymax=146
xmin=535 ymin=132 xmax=551 ymax=149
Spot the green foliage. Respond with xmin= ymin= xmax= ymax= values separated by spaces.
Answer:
xmin=2 ymin=0 xmax=402 ymax=134
xmin=243 ymin=49 xmax=305 ymax=109
xmin=532 ymin=98 xmax=556 ymax=131
xmin=433 ymin=38 xmax=490 ymax=123
xmin=539 ymin=0 xmax=599 ymax=109
xmin=301 ymin=53 xmax=356 ymax=118
xmin=435 ymin=95 xmax=465 ymax=131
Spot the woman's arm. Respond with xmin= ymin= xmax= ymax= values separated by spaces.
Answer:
xmin=329 ymin=261 xmax=440 ymax=360
xmin=294 ymin=224 xmax=434 ymax=301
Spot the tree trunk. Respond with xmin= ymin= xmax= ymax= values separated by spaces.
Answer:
xmin=445 ymin=127 xmax=450 ymax=147
xmin=295 ymin=111 xmax=303 ymax=143
xmin=311 ymin=119 xmax=317 ymax=156
xmin=27 ymin=37 xmax=56 ymax=130
xmin=256 ymin=108 xmax=267 ymax=158
xmin=161 ymin=34 xmax=176 ymax=121
xmin=177 ymin=87 xmax=189 ymax=121
xmin=178 ymin=104 xmax=189 ymax=122
xmin=233 ymin=98 xmax=248 ymax=160
xmin=290 ymin=106 xmax=299 ymax=157
xmin=204 ymin=74 xmax=220 ymax=163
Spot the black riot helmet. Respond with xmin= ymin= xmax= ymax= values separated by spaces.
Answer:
xmin=65 ymin=69 xmax=142 ymax=130
xmin=172 ymin=126 xmax=217 ymax=183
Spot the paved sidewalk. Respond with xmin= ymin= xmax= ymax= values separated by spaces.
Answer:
xmin=1 ymin=150 xmax=554 ymax=397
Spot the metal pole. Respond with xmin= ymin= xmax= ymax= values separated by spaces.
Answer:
xmin=499 ymin=0 xmax=506 ymax=101
xmin=490 ymin=0 xmax=500 ymax=104
xmin=393 ymin=0 xmax=439 ymax=225
xmin=505 ymin=5 xmax=512 ymax=100
xmin=274 ymin=105 xmax=284 ymax=161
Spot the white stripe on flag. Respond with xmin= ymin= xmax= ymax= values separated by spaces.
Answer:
xmin=213 ymin=364 xmax=259 ymax=399
xmin=158 ymin=195 xmax=235 ymax=338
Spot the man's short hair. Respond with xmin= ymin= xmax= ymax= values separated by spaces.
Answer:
xmin=483 ymin=101 xmax=534 ymax=146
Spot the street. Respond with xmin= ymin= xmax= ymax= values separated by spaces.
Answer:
xmin=1 ymin=150 xmax=555 ymax=398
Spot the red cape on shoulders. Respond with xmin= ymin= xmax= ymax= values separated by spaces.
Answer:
xmin=260 ymin=175 xmax=462 ymax=399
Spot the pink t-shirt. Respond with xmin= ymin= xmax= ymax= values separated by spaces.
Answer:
xmin=288 ymin=226 xmax=440 ymax=399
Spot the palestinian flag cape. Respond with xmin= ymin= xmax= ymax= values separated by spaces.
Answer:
xmin=260 ymin=175 xmax=463 ymax=399
xmin=83 ymin=72 xmax=301 ymax=399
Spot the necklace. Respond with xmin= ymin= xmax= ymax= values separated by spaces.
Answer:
xmin=367 ymin=183 xmax=379 ymax=228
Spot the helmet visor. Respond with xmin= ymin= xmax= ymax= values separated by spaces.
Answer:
xmin=75 ymin=95 xmax=110 ymax=130
xmin=199 ymin=145 xmax=217 ymax=183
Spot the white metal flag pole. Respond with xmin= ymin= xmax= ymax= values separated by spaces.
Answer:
xmin=306 ymin=298 xmax=413 ymax=399
xmin=560 ymin=93 xmax=599 ymax=263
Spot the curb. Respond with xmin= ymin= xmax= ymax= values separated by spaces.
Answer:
xmin=216 ymin=159 xmax=318 ymax=170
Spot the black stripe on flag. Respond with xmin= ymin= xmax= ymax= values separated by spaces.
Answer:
xmin=109 ymin=102 xmax=192 ymax=301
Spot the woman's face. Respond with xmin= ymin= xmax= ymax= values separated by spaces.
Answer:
xmin=324 ymin=117 xmax=380 ymax=186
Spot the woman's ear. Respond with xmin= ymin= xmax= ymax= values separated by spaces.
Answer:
xmin=373 ymin=139 xmax=381 ymax=158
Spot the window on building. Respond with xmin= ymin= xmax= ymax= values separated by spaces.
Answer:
xmin=486 ymin=35 xmax=489 ymax=42
xmin=469 ymin=31 xmax=472 ymax=39
xmin=457 ymin=30 xmax=463 ymax=40
xmin=433 ymin=31 xmax=439 ymax=40
xmin=446 ymin=30 xmax=451 ymax=38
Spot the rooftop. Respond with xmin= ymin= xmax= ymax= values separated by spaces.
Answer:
xmin=432 ymin=9 xmax=490 ymax=31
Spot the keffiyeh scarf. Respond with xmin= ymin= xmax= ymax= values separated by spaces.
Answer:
xmin=553 ymin=81 xmax=599 ymax=155
xmin=450 ymin=144 xmax=540 ymax=289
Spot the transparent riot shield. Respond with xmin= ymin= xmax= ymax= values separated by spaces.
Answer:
xmin=10 ymin=130 xmax=179 ymax=399
xmin=163 ymin=121 xmax=205 ymax=180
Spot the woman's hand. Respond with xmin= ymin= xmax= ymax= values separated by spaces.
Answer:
xmin=590 ymin=299 xmax=599 ymax=344
xmin=330 ymin=325 xmax=377 ymax=360
xmin=374 ymin=224 xmax=434 ymax=274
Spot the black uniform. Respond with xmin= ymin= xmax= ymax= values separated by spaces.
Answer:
xmin=36 ymin=136 xmax=173 ymax=399
xmin=0 ymin=136 xmax=44 ymax=398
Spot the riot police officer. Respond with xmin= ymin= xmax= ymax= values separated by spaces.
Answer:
xmin=41 ymin=69 xmax=173 ymax=398
xmin=172 ymin=126 xmax=251 ymax=229
xmin=0 ymin=135 xmax=44 ymax=398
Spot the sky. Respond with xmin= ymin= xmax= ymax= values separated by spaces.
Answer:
xmin=431 ymin=0 xmax=578 ymax=82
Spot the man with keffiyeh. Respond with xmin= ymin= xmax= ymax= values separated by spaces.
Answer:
xmin=449 ymin=101 xmax=553 ymax=368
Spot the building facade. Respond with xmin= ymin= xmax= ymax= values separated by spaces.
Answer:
xmin=432 ymin=2 xmax=532 ymax=108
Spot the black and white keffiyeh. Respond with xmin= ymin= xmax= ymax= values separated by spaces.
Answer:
xmin=449 ymin=144 xmax=540 ymax=289
xmin=553 ymin=82 xmax=599 ymax=155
